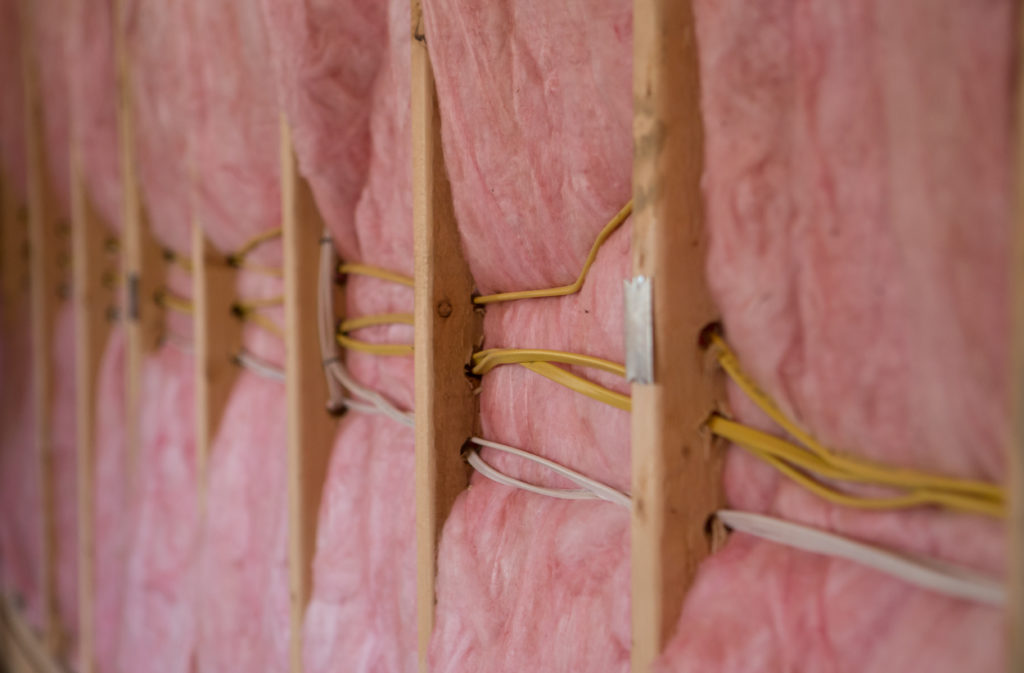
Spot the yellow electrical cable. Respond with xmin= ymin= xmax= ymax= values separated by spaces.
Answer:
xmin=232 ymin=261 xmax=283 ymax=277
xmin=711 ymin=334 xmax=1004 ymax=502
xmin=155 ymin=291 xmax=194 ymax=314
xmin=339 ymin=312 xmax=415 ymax=332
xmin=338 ymin=262 xmax=414 ymax=288
xmin=473 ymin=200 xmax=632 ymax=305
xmin=335 ymin=313 xmax=414 ymax=356
xmin=234 ymin=295 xmax=284 ymax=311
xmin=521 ymin=362 xmax=632 ymax=411
xmin=471 ymin=348 xmax=627 ymax=378
xmin=709 ymin=415 xmax=1002 ymax=517
xmin=237 ymin=310 xmax=285 ymax=340
xmin=224 ymin=227 xmax=284 ymax=276
xmin=230 ymin=227 xmax=282 ymax=260
xmin=710 ymin=415 xmax=868 ymax=482
xmin=469 ymin=348 xmax=631 ymax=411
xmin=163 ymin=249 xmax=193 ymax=271
xmin=336 ymin=333 xmax=414 ymax=357
xmin=754 ymin=451 xmax=995 ymax=515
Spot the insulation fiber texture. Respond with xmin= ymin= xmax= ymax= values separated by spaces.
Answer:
xmin=262 ymin=0 xmax=419 ymax=669
xmin=424 ymin=1 xmax=634 ymax=671
xmin=658 ymin=1 xmax=1012 ymax=671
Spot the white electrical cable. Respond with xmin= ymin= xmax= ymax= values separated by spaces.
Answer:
xmin=462 ymin=445 xmax=1007 ymax=606
xmin=234 ymin=350 xmax=286 ymax=382
xmin=466 ymin=437 xmax=631 ymax=509
xmin=163 ymin=331 xmax=194 ymax=354
xmin=318 ymin=232 xmax=348 ymax=412
xmin=314 ymin=233 xmax=1003 ymax=608
xmin=318 ymin=230 xmax=414 ymax=427
xmin=716 ymin=510 xmax=1005 ymax=606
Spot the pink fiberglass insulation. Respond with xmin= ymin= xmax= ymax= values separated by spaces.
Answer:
xmin=196 ymin=372 xmax=290 ymax=673
xmin=115 ymin=2 xmax=201 ymax=671
xmin=67 ymin=0 xmax=122 ymax=232
xmin=114 ymin=266 xmax=196 ymax=673
xmin=91 ymin=331 xmax=127 ymax=673
xmin=187 ymin=1 xmax=290 ymax=670
xmin=125 ymin=0 xmax=195 ymax=254
xmin=424 ymin=1 xmax=634 ymax=670
xmin=657 ymin=1 xmax=1012 ymax=671
xmin=116 ymin=342 xmax=198 ymax=673
xmin=261 ymin=0 xmax=418 ymax=669
xmin=259 ymin=0 xmax=385 ymax=252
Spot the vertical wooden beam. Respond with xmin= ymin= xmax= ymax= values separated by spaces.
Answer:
xmin=70 ymin=147 xmax=116 ymax=673
xmin=114 ymin=0 xmax=165 ymax=477
xmin=281 ymin=117 xmax=337 ymax=673
xmin=1 ymin=176 xmax=30 ymax=324
xmin=0 ymin=597 xmax=65 ymax=673
xmin=630 ymin=1 xmax=724 ymax=671
xmin=192 ymin=224 xmax=241 ymax=504
xmin=411 ymin=4 xmax=481 ymax=671
xmin=1008 ymin=4 xmax=1024 ymax=669
xmin=20 ymin=1 xmax=67 ymax=652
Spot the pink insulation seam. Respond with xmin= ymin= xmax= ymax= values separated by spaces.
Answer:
xmin=189 ymin=0 xmax=291 ymax=670
xmin=424 ymin=1 xmax=634 ymax=670
xmin=261 ymin=0 xmax=419 ymax=668
xmin=657 ymin=0 xmax=1011 ymax=671
xmin=90 ymin=331 xmax=127 ymax=673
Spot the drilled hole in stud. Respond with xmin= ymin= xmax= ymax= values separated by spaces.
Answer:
xmin=698 ymin=321 xmax=723 ymax=349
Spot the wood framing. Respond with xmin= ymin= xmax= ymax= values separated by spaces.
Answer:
xmin=411 ymin=3 xmax=482 ymax=670
xmin=70 ymin=147 xmax=118 ymax=673
xmin=1 ymin=175 xmax=30 ymax=325
xmin=192 ymin=224 xmax=241 ymax=502
xmin=20 ymin=2 xmax=67 ymax=652
xmin=630 ymin=1 xmax=725 ymax=670
xmin=114 ymin=0 xmax=166 ymax=479
xmin=0 ymin=599 xmax=64 ymax=673
xmin=1009 ymin=5 xmax=1024 ymax=669
xmin=280 ymin=117 xmax=338 ymax=673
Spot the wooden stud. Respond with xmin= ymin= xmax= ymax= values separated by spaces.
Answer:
xmin=114 ymin=0 xmax=166 ymax=479
xmin=20 ymin=0 xmax=68 ymax=653
xmin=0 ymin=602 xmax=37 ymax=673
xmin=0 ymin=598 xmax=65 ymax=673
xmin=0 ymin=175 xmax=15 ymax=312
xmin=411 ymin=4 xmax=482 ymax=670
xmin=1 ymin=175 xmax=30 ymax=324
xmin=280 ymin=117 xmax=338 ymax=673
xmin=192 ymin=223 xmax=241 ymax=504
xmin=70 ymin=146 xmax=117 ymax=673
xmin=1009 ymin=5 xmax=1024 ymax=669
xmin=630 ymin=1 xmax=725 ymax=671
